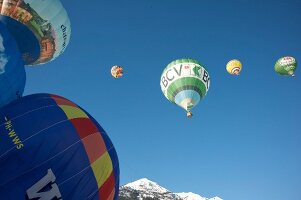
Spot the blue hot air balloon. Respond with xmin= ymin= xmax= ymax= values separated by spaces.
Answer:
xmin=0 ymin=21 xmax=25 ymax=108
xmin=0 ymin=94 xmax=120 ymax=200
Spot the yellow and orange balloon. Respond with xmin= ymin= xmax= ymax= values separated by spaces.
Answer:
xmin=111 ymin=65 xmax=123 ymax=78
xmin=226 ymin=59 xmax=242 ymax=76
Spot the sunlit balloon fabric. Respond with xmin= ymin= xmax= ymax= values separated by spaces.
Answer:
xmin=274 ymin=56 xmax=297 ymax=76
xmin=226 ymin=59 xmax=242 ymax=75
xmin=0 ymin=94 xmax=119 ymax=200
xmin=160 ymin=58 xmax=210 ymax=117
xmin=0 ymin=21 xmax=25 ymax=108
xmin=0 ymin=0 xmax=71 ymax=65
xmin=111 ymin=65 xmax=123 ymax=78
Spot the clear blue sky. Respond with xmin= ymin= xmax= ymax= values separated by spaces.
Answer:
xmin=25 ymin=1 xmax=301 ymax=199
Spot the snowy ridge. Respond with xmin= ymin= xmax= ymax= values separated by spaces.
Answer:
xmin=119 ymin=178 xmax=223 ymax=200
xmin=124 ymin=178 xmax=169 ymax=193
xmin=176 ymin=192 xmax=207 ymax=200
xmin=176 ymin=192 xmax=223 ymax=200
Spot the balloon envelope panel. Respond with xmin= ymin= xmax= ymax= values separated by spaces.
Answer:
xmin=0 ymin=21 xmax=25 ymax=108
xmin=0 ymin=0 xmax=71 ymax=65
xmin=0 ymin=94 xmax=119 ymax=200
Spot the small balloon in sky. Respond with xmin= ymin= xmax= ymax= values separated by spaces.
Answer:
xmin=0 ymin=94 xmax=119 ymax=200
xmin=274 ymin=56 xmax=297 ymax=77
xmin=0 ymin=0 xmax=71 ymax=66
xmin=0 ymin=21 xmax=25 ymax=108
xmin=111 ymin=65 xmax=123 ymax=78
xmin=226 ymin=59 xmax=242 ymax=76
xmin=160 ymin=58 xmax=210 ymax=118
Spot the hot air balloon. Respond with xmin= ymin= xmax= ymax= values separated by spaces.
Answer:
xmin=0 ymin=0 xmax=71 ymax=65
xmin=0 ymin=94 xmax=119 ymax=200
xmin=0 ymin=21 xmax=25 ymax=108
xmin=111 ymin=65 xmax=123 ymax=78
xmin=274 ymin=56 xmax=297 ymax=77
xmin=226 ymin=59 xmax=242 ymax=75
xmin=160 ymin=58 xmax=210 ymax=118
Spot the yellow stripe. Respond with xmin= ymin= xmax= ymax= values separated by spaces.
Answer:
xmin=59 ymin=105 xmax=88 ymax=119
xmin=91 ymin=152 xmax=113 ymax=188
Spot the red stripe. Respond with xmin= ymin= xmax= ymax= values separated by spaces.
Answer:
xmin=50 ymin=94 xmax=78 ymax=107
xmin=99 ymin=172 xmax=115 ymax=200
xmin=70 ymin=118 xmax=107 ymax=163
xmin=70 ymin=118 xmax=99 ymax=139
xmin=82 ymin=132 xmax=107 ymax=163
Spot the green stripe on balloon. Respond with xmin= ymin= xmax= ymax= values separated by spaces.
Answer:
xmin=166 ymin=77 xmax=207 ymax=101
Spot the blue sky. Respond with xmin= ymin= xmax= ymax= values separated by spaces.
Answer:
xmin=24 ymin=1 xmax=301 ymax=199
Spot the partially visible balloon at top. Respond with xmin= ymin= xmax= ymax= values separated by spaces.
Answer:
xmin=226 ymin=59 xmax=242 ymax=76
xmin=0 ymin=21 xmax=26 ymax=108
xmin=0 ymin=0 xmax=71 ymax=66
xmin=274 ymin=56 xmax=297 ymax=77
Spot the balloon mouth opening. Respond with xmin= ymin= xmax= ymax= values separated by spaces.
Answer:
xmin=288 ymin=71 xmax=295 ymax=76
xmin=231 ymin=67 xmax=241 ymax=75
xmin=233 ymin=70 xmax=240 ymax=75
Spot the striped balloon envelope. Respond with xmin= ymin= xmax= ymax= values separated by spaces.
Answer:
xmin=0 ymin=94 xmax=119 ymax=200
xmin=0 ymin=21 xmax=25 ymax=108
xmin=160 ymin=58 xmax=210 ymax=118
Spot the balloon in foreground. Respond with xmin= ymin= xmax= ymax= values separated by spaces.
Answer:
xmin=0 ymin=0 xmax=71 ymax=65
xmin=0 ymin=22 xmax=25 ymax=108
xmin=274 ymin=56 xmax=297 ymax=77
xmin=111 ymin=65 xmax=123 ymax=78
xmin=160 ymin=58 xmax=210 ymax=118
xmin=0 ymin=94 xmax=119 ymax=200
xmin=226 ymin=59 xmax=242 ymax=75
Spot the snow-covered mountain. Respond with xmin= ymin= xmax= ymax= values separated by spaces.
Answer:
xmin=118 ymin=178 xmax=223 ymax=200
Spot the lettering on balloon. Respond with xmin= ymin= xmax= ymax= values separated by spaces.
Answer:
xmin=60 ymin=25 xmax=68 ymax=55
xmin=202 ymin=70 xmax=210 ymax=89
xmin=4 ymin=117 xmax=24 ymax=149
xmin=27 ymin=169 xmax=62 ymax=200
xmin=279 ymin=57 xmax=295 ymax=66
xmin=161 ymin=63 xmax=210 ymax=90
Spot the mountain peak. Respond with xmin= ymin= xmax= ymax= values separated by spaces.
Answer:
xmin=123 ymin=178 xmax=170 ymax=193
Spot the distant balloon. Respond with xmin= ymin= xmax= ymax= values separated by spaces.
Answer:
xmin=226 ymin=59 xmax=242 ymax=75
xmin=0 ymin=0 xmax=71 ymax=65
xmin=274 ymin=56 xmax=297 ymax=77
xmin=111 ymin=65 xmax=123 ymax=78
xmin=0 ymin=94 xmax=119 ymax=200
xmin=0 ymin=21 xmax=25 ymax=108
xmin=160 ymin=58 xmax=210 ymax=118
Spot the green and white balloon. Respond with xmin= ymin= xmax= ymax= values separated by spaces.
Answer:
xmin=160 ymin=58 xmax=210 ymax=118
xmin=275 ymin=56 xmax=297 ymax=77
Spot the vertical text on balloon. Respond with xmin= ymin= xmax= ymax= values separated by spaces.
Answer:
xmin=4 ymin=117 xmax=24 ymax=149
